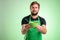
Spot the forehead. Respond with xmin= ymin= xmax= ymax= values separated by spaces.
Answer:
xmin=31 ymin=4 xmax=38 ymax=7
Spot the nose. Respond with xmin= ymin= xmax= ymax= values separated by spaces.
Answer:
xmin=33 ymin=7 xmax=36 ymax=10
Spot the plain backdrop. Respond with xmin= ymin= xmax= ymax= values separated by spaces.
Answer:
xmin=0 ymin=0 xmax=60 ymax=40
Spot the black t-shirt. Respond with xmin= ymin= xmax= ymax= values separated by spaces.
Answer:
xmin=21 ymin=15 xmax=46 ymax=26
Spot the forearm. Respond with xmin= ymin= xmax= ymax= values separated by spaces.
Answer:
xmin=40 ymin=27 xmax=47 ymax=34
xmin=36 ymin=25 xmax=47 ymax=34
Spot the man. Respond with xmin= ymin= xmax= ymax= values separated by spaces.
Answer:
xmin=21 ymin=1 xmax=47 ymax=40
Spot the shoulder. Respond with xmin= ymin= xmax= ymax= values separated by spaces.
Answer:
xmin=38 ymin=16 xmax=46 ymax=25
xmin=21 ymin=15 xmax=30 ymax=23
xmin=38 ymin=16 xmax=46 ymax=21
xmin=21 ymin=15 xmax=30 ymax=25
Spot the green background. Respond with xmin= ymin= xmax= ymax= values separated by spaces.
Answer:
xmin=0 ymin=0 xmax=60 ymax=40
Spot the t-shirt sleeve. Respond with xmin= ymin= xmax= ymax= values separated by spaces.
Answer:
xmin=41 ymin=18 xmax=46 ymax=25
xmin=21 ymin=17 xmax=29 ymax=25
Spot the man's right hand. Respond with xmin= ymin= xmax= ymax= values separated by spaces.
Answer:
xmin=21 ymin=24 xmax=30 ymax=34
xmin=25 ymin=24 xmax=30 ymax=29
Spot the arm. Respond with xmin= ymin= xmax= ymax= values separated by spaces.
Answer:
xmin=36 ymin=24 xmax=47 ymax=34
xmin=21 ymin=17 xmax=30 ymax=34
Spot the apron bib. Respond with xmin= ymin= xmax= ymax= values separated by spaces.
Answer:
xmin=25 ymin=15 xmax=42 ymax=40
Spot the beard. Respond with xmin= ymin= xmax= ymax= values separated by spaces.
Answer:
xmin=31 ymin=12 xmax=38 ymax=16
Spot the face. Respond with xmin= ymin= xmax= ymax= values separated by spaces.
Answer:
xmin=30 ymin=4 xmax=40 ymax=16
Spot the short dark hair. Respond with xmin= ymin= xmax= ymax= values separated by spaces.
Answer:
xmin=30 ymin=1 xmax=40 ymax=8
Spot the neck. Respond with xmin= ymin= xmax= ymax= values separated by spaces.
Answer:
xmin=31 ymin=15 xmax=38 ymax=19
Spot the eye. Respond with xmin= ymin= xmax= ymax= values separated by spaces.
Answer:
xmin=32 ymin=7 xmax=34 ymax=8
xmin=35 ymin=7 xmax=37 ymax=8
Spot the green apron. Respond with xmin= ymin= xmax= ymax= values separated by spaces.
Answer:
xmin=25 ymin=15 xmax=42 ymax=40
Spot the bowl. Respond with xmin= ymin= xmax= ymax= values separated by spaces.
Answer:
xmin=29 ymin=22 xmax=38 ymax=27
